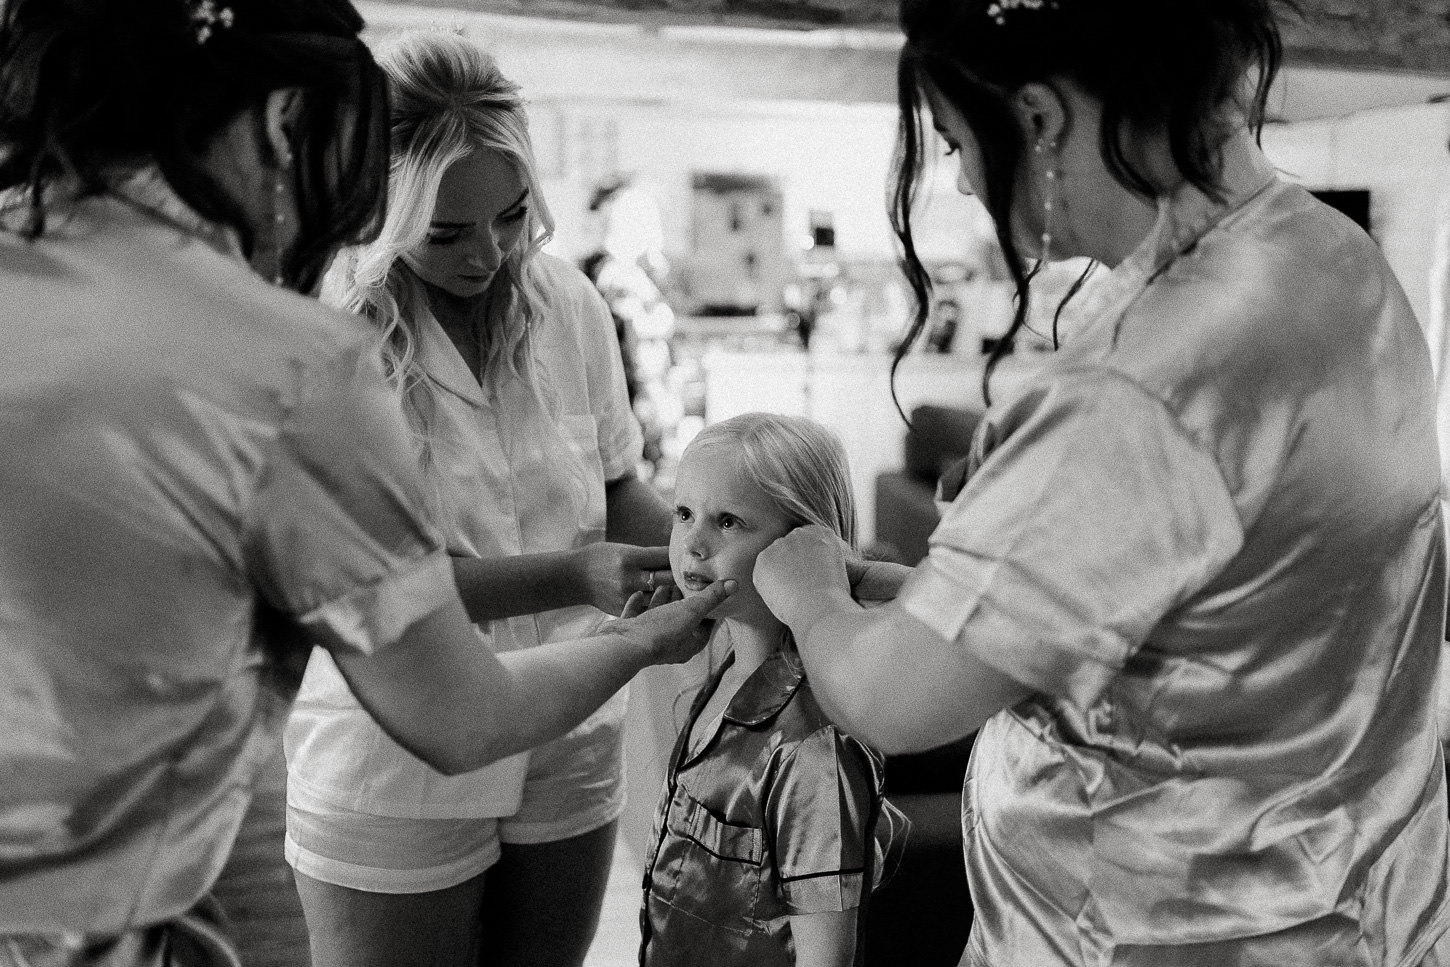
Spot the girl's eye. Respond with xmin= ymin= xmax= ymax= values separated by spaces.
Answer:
xmin=673 ymin=508 xmax=691 ymax=523
xmin=426 ymin=232 xmax=462 ymax=246
xmin=501 ymin=207 xmax=528 ymax=224
xmin=719 ymin=515 xmax=739 ymax=530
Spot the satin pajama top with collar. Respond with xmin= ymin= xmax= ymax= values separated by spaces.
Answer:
xmin=0 ymin=172 xmax=453 ymax=933
xmin=639 ymin=650 xmax=910 ymax=967
xmin=895 ymin=134 xmax=1450 ymax=965
xmin=286 ymin=252 xmax=643 ymax=819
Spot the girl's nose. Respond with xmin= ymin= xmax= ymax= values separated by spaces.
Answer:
xmin=683 ymin=524 xmax=709 ymax=558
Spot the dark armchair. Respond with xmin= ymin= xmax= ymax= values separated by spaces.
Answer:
xmin=865 ymin=403 xmax=983 ymax=967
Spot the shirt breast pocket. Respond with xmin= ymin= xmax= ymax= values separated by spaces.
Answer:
xmin=559 ymin=414 xmax=608 ymax=540
xmin=662 ymin=791 xmax=765 ymax=932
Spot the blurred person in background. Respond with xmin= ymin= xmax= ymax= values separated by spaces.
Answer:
xmin=582 ymin=175 xmax=680 ymax=479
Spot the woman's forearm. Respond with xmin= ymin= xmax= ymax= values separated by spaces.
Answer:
xmin=793 ymin=598 xmax=1029 ymax=756
xmin=451 ymin=552 xmax=583 ymax=623
xmin=333 ymin=584 xmax=730 ymax=775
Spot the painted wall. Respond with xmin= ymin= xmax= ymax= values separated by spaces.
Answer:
xmin=1263 ymin=101 xmax=1450 ymax=327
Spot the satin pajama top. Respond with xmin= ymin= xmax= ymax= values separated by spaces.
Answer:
xmin=639 ymin=651 xmax=910 ymax=967
xmin=0 ymin=172 xmax=453 ymax=932
xmin=899 ymin=135 xmax=1450 ymax=965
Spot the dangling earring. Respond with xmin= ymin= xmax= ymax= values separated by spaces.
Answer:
xmin=1034 ymin=136 xmax=1059 ymax=265
xmin=270 ymin=151 xmax=293 ymax=287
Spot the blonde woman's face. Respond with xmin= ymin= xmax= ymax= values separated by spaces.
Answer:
xmin=670 ymin=444 xmax=795 ymax=623
xmin=402 ymin=150 xmax=530 ymax=298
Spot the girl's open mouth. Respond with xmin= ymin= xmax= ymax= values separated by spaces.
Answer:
xmin=679 ymin=570 xmax=712 ymax=592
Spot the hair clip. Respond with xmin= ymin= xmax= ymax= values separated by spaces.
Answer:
xmin=986 ymin=0 xmax=1058 ymax=26
xmin=189 ymin=0 xmax=235 ymax=44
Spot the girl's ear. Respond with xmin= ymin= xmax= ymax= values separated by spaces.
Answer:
xmin=1011 ymin=81 xmax=1069 ymax=148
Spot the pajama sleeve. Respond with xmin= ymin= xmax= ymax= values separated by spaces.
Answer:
xmin=766 ymin=726 xmax=893 ymax=915
xmin=242 ymin=339 xmax=454 ymax=656
xmin=899 ymin=368 xmax=1245 ymax=709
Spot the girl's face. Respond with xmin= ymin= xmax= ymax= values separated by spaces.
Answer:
xmin=402 ymin=149 xmax=531 ymax=299
xmin=670 ymin=444 xmax=795 ymax=623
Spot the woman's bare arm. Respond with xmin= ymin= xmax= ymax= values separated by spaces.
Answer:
xmin=332 ymin=581 xmax=732 ymax=775
xmin=451 ymin=541 xmax=670 ymax=622
xmin=756 ymin=526 xmax=1027 ymax=755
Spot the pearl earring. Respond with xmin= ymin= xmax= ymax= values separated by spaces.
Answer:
xmin=1035 ymin=137 xmax=1059 ymax=264
xmin=271 ymin=151 xmax=293 ymax=287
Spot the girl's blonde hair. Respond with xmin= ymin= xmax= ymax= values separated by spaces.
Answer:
xmin=672 ymin=413 xmax=857 ymax=702
xmin=685 ymin=413 xmax=858 ymax=550
xmin=321 ymin=30 xmax=557 ymax=480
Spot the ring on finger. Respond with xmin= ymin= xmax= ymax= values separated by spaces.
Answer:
xmin=646 ymin=571 xmax=656 ymax=591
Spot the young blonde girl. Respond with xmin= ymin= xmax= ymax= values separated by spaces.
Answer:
xmin=639 ymin=413 xmax=909 ymax=967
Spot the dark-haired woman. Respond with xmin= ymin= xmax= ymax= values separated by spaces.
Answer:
xmin=0 ymin=0 xmax=729 ymax=959
xmin=756 ymin=1 xmax=1450 ymax=962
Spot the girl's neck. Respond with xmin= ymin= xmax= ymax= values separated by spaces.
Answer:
xmin=715 ymin=616 xmax=787 ymax=679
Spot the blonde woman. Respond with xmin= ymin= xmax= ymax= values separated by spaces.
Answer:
xmin=285 ymin=31 xmax=676 ymax=967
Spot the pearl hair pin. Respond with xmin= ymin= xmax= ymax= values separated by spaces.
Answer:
xmin=986 ymin=0 xmax=1059 ymax=27
xmin=188 ymin=0 xmax=235 ymax=45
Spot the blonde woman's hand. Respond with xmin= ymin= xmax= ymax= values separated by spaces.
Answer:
xmin=611 ymin=580 xmax=735 ymax=665
xmin=574 ymin=542 xmax=676 ymax=616
xmin=755 ymin=525 xmax=853 ymax=631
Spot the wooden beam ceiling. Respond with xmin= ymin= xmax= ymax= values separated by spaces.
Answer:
xmin=373 ymin=0 xmax=1449 ymax=74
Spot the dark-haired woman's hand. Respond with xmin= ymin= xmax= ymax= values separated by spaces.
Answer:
xmin=756 ymin=525 xmax=854 ymax=632
xmin=573 ymin=542 xmax=675 ymax=616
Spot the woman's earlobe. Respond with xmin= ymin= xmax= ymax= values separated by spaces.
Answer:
xmin=1013 ymin=81 xmax=1069 ymax=147
xmin=263 ymin=87 xmax=304 ymax=168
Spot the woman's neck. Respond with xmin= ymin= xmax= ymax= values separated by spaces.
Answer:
xmin=425 ymin=283 xmax=488 ymax=338
xmin=423 ymin=282 xmax=492 ymax=375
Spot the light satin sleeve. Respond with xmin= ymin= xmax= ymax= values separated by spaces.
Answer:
xmin=901 ymin=369 xmax=1245 ymax=708
xmin=766 ymin=726 xmax=903 ymax=915
xmin=243 ymin=342 xmax=452 ymax=656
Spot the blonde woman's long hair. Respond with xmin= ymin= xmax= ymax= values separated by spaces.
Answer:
xmin=322 ymin=30 xmax=558 ymax=482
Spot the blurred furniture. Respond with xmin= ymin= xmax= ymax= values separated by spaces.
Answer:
xmin=872 ymin=403 xmax=982 ymax=565
xmin=703 ymin=350 xmax=1021 ymax=546
xmin=864 ymin=402 xmax=983 ymax=967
